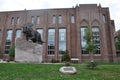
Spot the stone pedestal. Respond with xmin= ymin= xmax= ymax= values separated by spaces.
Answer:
xmin=59 ymin=66 xmax=77 ymax=74
xmin=15 ymin=38 xmax=43 ymax=63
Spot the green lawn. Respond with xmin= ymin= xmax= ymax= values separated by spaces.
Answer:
xmin=0 ymin=62 xmax=120 ymax=80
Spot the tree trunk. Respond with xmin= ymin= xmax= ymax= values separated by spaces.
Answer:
xmin=90 ymin=52 xmax=94 ymax=62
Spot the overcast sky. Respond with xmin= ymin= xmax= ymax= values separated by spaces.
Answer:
xmin=0 ymin=0 xmax=119 ymax=31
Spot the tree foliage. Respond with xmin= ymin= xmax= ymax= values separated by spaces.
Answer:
xmin=9 ymin=46 xmax=15 ymax=60
xmin=61 ymin=50 xmax=70 ymax=62
xmin=84 ymin=27 xmax=97 ymax=69
xmin=115 ymin=36 xmax=120 ymax=50
xmin=84 ymin=27 xmax=92 ymax=42
xmin=84 ymin=27 xmax=96 ymax=53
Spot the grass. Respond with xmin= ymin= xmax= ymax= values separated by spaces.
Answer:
xmin=0 ymin=62 xmax=120 ymax=80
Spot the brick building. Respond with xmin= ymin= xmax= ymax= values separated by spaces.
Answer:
xmin=0 ymin=4 xmax=117 ymax=62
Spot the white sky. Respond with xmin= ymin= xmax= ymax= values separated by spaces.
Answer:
xmin=0 ymin=0 xmax=120 ymax=31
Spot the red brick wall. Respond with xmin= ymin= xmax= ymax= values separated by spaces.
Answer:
xmin=0 ymin=4 xmax=117 ymax=62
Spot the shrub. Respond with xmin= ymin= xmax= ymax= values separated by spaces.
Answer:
xmin=61 ymin=50 xmax=70 ymax=62
xmin=8 ymin=46 xmax=15 ymax=61
xmin=86 ymin=61 xmax=97 ymax=69
xmin=64 ymin=62 xmax=70 ymax=66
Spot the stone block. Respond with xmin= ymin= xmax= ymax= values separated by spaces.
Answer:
xmin=15 ymin=38 xmax=43 ymax=63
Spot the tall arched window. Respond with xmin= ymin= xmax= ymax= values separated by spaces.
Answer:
xmin=48 ymin=29 xmax=55 ymax=55
xmin=5 ymin=29 xmax=13 ymax=54
xmin=59 ymin=28 xmax=66 ymax=54
xmin=80 ymin=27 xmax=88 ymax=54
xmin=92 ymin=26 xmax=100 ymax=54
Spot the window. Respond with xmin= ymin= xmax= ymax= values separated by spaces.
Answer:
xmin=102 ymin=14 xmax=106 ymax=23
xmin=37 ymin=29 xmax=43 ymax=39
xmin=5 ymin=40 xmax=11 ymax=54
xmin=92 ymin=27 xmax=100 ymax=54
xmin=5 ymin=41 xmax=11 ymax=45
xmin=5 ymin=29 xmax=12 ymax=54
xmin=31 ymin=16 xmax=34 ymax=24
xmin=37 ymin=16 xmax=40 ymax=24
xmin=16 ymin=17 xmax=20 ymax=25
xmin=59 ymin=29 xmax=66 ymax=54
xmin=71 ymin=15 xmax=75 ymax=23
xmin=52 ymin=15 xmax=56 ymax=24
xmin=6 ymin=29 xmax=13 ymax=41
xmin=80 ymin=27 xmax=88 ymax=54
xmin=11 ymin=17 xmax=14 ymax=25
xmin=16 ymin=29 xmax=21 ymax=39
xmin=58 ymin=15 xmax=62 ymax=24
xmin=81 ymin=27 xmax=87 ymax=49
xmin=48 ymin=29 xmax=55 ymax=55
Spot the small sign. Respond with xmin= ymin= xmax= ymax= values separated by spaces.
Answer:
xmin=59 ymin=66 xmax=77 ymax=74
xmin=63 ymin=68 xmax=74 ymax=71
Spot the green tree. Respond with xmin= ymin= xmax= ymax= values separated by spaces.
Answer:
xmin=115 ymin=36 xmax=120 ymax=50
xmin=8 ymin=46 xmax=15 ymax=61
xmin=61 ymin=50 xmax=70 ymax=62
xmin=84 ymin=27 xmax=97 ymax=69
